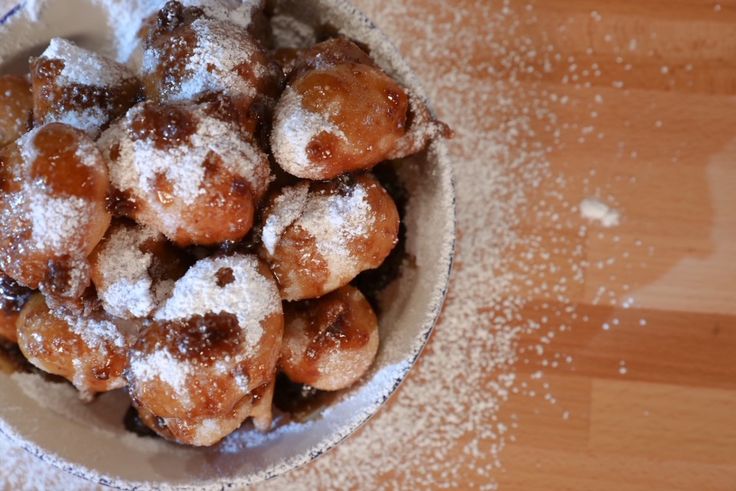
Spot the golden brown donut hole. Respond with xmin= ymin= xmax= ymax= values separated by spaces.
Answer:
xmin=126 ymin=254 xmax=283 ymax=445
xmin=280 ymin=285 xmax=379 ymax=391
xmin=260 ymin=173 xmax=400 ymax=301
xmin=16 ymin=294 xmax=136 ymax=396
xmin=98 ymin=102 xmax=271 ymax=247
xmin=271 ymin=40 xmax=409 ymax=180
xmin=0 ymin=123 xmax=111 ymax=297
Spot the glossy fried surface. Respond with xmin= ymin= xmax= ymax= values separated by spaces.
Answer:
xmin=280 ymin=285 xmax=379 ymax=391
xmin=0 ymin=75 xmax=33 ymax=147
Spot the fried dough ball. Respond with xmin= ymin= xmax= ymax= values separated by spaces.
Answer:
xmin=0 ymin=272 xmax=33 ymax=343
xmin=280 ymin=286 xmax=379 ymax=391
xmin=259 ymin=174 xmax=399 ymax=301
xmin=16 ymin=294 xmax=138 ymax=396
xmin=98 ymin=102 xmax=272 ymax=246
xmin=90 ymin=222 xmax=192 ymax=319
xmin=0 ymin=123 xmax=111 ymax=299
xmin=30 ymin=38 xmax=142 ymax=137
xmin=141 ymin=2 xmax=282 ymax=141
xmin=0 ymin=75 xmax=33 ymax=147
xmin=126 ymin=254 xmax=283 ymax=446
xmin=272 ymin=37 xmax=450 ymax=180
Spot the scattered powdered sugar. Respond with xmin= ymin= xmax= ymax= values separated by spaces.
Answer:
xmin=16 ymin=124 xmax=40 ymax=166
xmin=128 ymin=349 xmax=192 ymax=399
xmin=68 ymin=316 xmax=126 ymax=350
xmin=28 ymin=187 xmax=91 ymax=251
xmin=94 ymin=225 xmax=161 ymax=318
xmin=292 ymin=180 xmax=373 ymax=287
xmin=100 ymin=103 xmax=270 ymax=205
xmin=41 ymin=37 xmax=135 ymax=88
xmin=155 ymin=254 xmax=280 ymax=349
xmin=580 ymin=197 xmax=620 ymax=227
xmin=261 ymin=182 xmax=309 ymax=255
xmin=141 ymin=17 xmax=264 ymax=102
xmin=271 ymin=87 xmax=348 ymax=177
xmin=74 ymin=139 xmax=104 ymax=168
xmin=52 ymin=107 xmax=108 ymax=136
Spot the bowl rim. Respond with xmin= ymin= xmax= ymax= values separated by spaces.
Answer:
xmin=0 ymin=0 xmax=457 ymax=488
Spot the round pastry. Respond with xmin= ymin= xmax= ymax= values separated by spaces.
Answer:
xmin=30 ymin=38 xmax=142 ymax=136
xmin=126 ymin=254 xmax=283 ymax=446
xmin=280 ymin=285 xmax=379 ymax=391
xmin=90 ymin=222 xmax=191 ymax=319
xmin=0 ymin=273 xmax=33 ymax=343
xmin=141 ymin=5 xmax=282 ymax=140
xmin=272 ymin=37 xmax=450 ymax=179
xmin=0 ymin=123 xmax=111 ymax=299
xmin=16 ymin=294 xmax=137 ymax=397
xmin=271 ymin=38 xmax=409 ymax=180
xmin=259 ymin=174 xmax=399 ymax=301
xmin=0 ymin=75 xmax=33 ymax=147
xmin=98 ymin=101 xmax=271 ymax=246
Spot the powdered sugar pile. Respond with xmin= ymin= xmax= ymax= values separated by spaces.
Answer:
xmin=70 ymin=317 xmax=126 ymax=350
xmin=580 ymin=197 xmax=620 ymax=228
xmin=128 ymin=348 xmax=192 ymax=399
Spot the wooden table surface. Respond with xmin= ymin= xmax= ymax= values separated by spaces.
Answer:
xmin=352 ymin=0 xmax=736 ymax=489
xmin=1 ymin=0 xmax=735 ymax=489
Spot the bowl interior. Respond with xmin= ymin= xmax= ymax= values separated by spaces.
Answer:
xmin=0 ymin=0 xmax=455 ymax=488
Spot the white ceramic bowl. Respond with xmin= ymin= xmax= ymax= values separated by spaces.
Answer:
xmin=0 ymin=0 xmax=455 ymax=488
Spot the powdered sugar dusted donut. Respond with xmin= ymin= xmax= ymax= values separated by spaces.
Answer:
xmin=0 ymin=123 xmax=111 ymax=299
xmin=141 ymin=2 xmax=281 ymax=119
xmin=30 ymin=38 xmax=142 ymax=136
xmin=90 ymin=222 xmax=191 ymax=319
xmin=270 ymin=38 xmax=408 ymax=180
xmin=272 ymin=37 xmax=450 ymax=180
xmin=280 ymin=285 xmax=379 ymax=391
xmin=0 ymin=75 xmax=33 ymax=147
xmin=98 ymin=102 xmax=272 ymax=246
xmin=259 ymin=174 xmax=399 ymax=301
xmin=16 ymin=294 xmax=138 ymax=397
xmin=126 ymin=254 xmax=283 ymax=446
